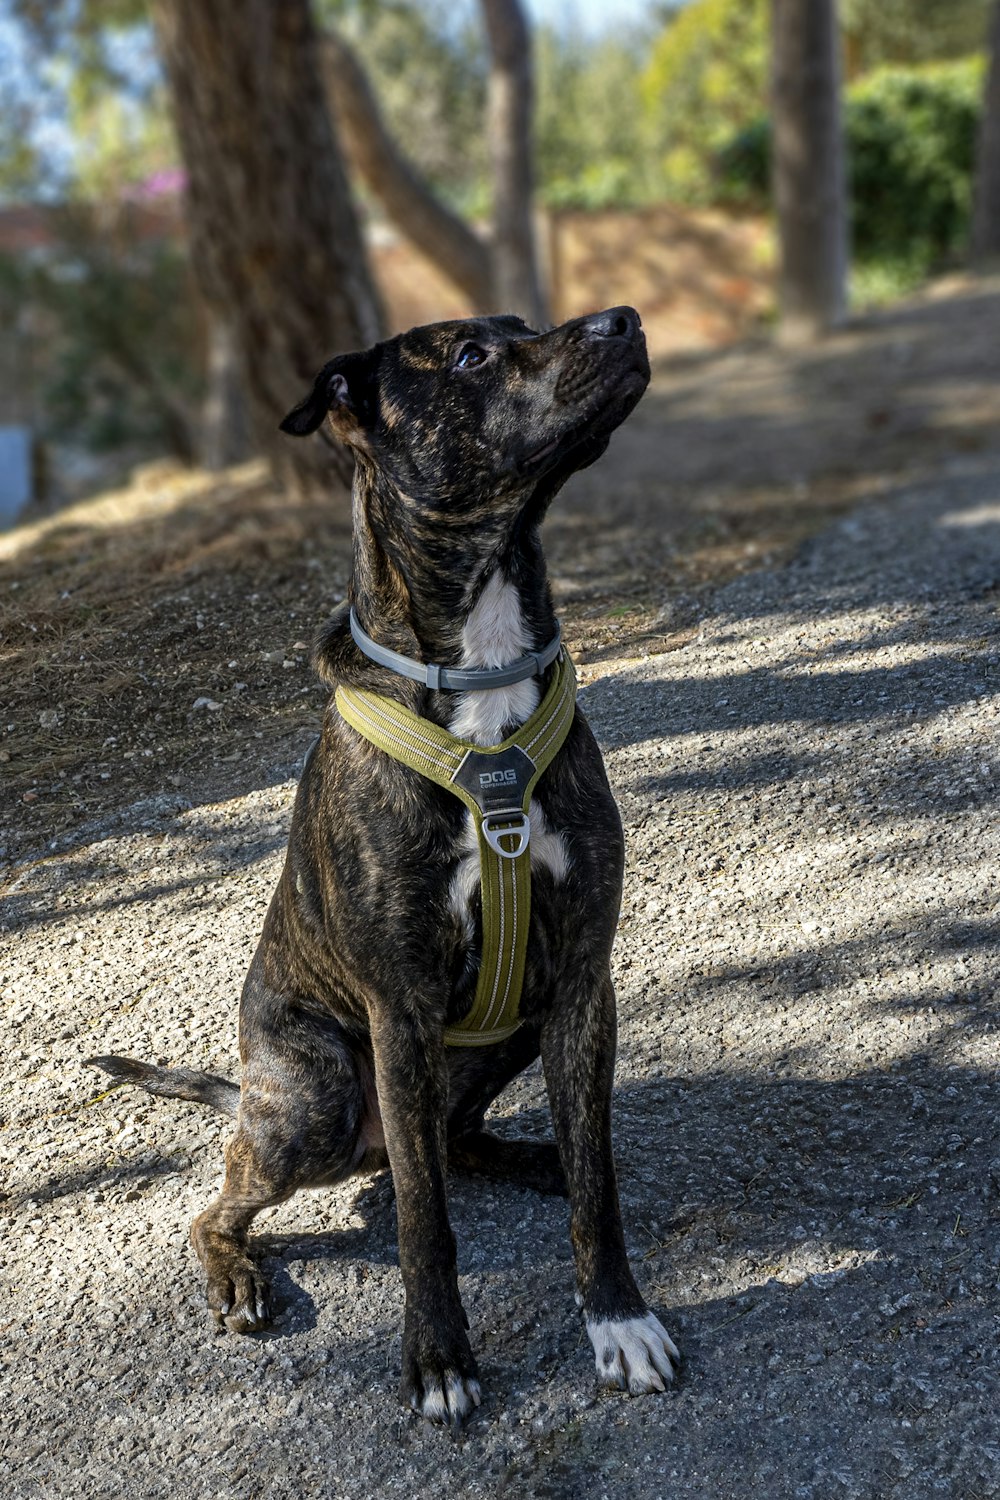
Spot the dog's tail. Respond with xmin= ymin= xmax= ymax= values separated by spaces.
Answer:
xmin=85 ymin=1055 xmax=240 ymax=1118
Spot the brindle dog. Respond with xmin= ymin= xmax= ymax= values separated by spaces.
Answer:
xmin=89 ymin=306 xmax=679 ymax=1426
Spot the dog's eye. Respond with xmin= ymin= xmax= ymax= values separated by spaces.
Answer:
xmin=455 ymin=343 xmax=488 ymax=370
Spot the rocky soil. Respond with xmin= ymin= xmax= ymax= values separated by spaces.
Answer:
xmin=4 ymin=455 xmax=1000 ymax=1498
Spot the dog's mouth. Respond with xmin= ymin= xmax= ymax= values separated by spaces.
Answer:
xmin=519 ymin=365 xmax=649 ymax=476
xmin=523 ymin=435 xmax=561 ymax=468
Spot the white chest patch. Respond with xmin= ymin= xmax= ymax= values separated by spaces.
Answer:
xmin=447 ymin=573 xmax=569 ymax=931
xmin=448 ymin=572 xmax=540 ymax=747
xmin=448 ymin=802 xmax=570 ymax=939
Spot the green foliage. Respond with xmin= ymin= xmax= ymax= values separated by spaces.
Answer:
xmin=66 ymin=85 xmax=177 ymax=200
xmin=849 ymin=59 xmax=982 ymax=261
xmin=327 ymin=0 xmax=488 ymax=215
xmin=719 ymin=58 xmax=984 ymax=271
xmin=841 ymin=0 xmax=991 ymax=73
xmin=535 ymin=26 xmax=652 ymax=210
xmin=5 ymin=0 xmax=173 ymax=201
xmin=0 ymin=93 xmax=41 ymax=201
xmin=640 ymin=0 xmax=769 ymax=203
xmin=3 ymin=2 xmax=196 ymax=457
xmin=849 ymin=250 xmax=933 ymax=308
xmin=639 ymin=0 xmax=991 ymax=210
xmin=0 ymin=6 xmax=55 ymax=200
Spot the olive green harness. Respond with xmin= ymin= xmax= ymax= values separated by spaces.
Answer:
xmin=336 ymin=650 xmax=576 ymax=1046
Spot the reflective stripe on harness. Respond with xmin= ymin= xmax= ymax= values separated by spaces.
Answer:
xmin=335 ymin=651 xmax=576 ymax=1046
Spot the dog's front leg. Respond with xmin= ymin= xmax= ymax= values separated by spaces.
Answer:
xmin=541 ymin=972 xmax=680 ymax=1396
xmin=369 ymin=1008 xmax=481 ymax=1427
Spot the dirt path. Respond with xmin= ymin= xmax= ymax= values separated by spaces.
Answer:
xmin=4 ymin=446 xmax=1000 ymax=1497
xmin=4 ymin=279 xmax=1000 ymax=1497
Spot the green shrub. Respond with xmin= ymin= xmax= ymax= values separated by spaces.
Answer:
xmin=849 ymin=59 xmax=982 ymax=260
xmin=536 ymin=27 xmax=653 ymax=210
xmin=718 ymin=57 xmax=984 ymax=269
xmin=640 ymin=0 xmax=769 ymax=204
xmin=849 ymin=250 xmax=934 ymax=306
xmin=543 ymin=160 xmax=648 ymax=212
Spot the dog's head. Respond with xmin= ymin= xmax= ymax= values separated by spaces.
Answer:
xmin=280 ymin=307 xmax=649 ymax=522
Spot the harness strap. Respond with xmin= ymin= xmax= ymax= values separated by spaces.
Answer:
xmin=336 ymin=651 xmax=576 ymax=1046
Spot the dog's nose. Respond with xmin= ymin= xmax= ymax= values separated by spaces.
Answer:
xmin=578 ymin=306 xmax=640 ymax=341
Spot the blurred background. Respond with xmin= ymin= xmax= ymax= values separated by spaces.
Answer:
xmin=2 ymin=0 xmax=1000 ymax=518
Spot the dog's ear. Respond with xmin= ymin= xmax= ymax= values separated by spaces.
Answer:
xmin=279 ymin=349 xmax=378 ymax=440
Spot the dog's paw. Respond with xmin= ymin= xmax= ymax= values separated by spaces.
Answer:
xmin=406 ymin=1367 xmax=482 ymax=1428
xmin=206 ymin=1259 xmax=272 ymax=1335
xmin=586 ymin=1310 xmax=680 ymax=1395
xmin=401 ymin=1319 xmax=482 ymax=1428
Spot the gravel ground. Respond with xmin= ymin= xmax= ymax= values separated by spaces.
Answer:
xmin=3 ymin=459 xmax=1000 ymax=1499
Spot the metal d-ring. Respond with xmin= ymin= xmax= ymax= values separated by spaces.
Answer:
xmin=481 ymin=809 xmax=531 ymax=859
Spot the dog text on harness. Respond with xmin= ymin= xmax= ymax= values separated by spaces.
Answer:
xmin=479 ymin=768 xmax=518 ymax=788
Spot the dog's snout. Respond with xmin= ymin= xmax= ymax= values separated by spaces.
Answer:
xmin=579 ymin=306 xmax=640 ymax=341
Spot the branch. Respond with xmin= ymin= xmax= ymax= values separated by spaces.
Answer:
xmin=480 ymin=0 xmax=549 ymax=326
xmin=321 ymin=30 xmax=494 ymax=310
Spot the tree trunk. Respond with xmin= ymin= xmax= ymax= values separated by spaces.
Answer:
xmin=151 ymin=0 xmax=382 ymax=499
xmin=201 ymin=312 xmax=250 ymax=471
xmin=481 ymin=0 xmax=549 ymax=327
xmin=322 ymin=32 xmax=494 ymax=310
xmin=771 ymin=0 xmax=848 ymax=342
xmin=972 ymin=0 xmax=1000 ymax=263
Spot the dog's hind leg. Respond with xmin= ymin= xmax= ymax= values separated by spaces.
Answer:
xmin=448 ymin=1131 xmax=566 ymax=1195
xmin=192 ymin=1147 xmax=287 ymax=1335
xmin=192 ymin=998 xmax=369 ymax=1335
xmin=446 ymin=1029 xmax=567 ymax=1195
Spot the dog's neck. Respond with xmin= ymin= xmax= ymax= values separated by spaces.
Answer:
xmin=447 ymin=570 xmax=543 ymax=745
xmin=342 ymin=468 xmax=558 ymax=742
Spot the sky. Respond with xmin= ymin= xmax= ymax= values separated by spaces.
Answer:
xmin=526 ymin=0 xmax=659 ymax=35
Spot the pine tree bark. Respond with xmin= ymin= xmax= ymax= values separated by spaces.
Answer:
xmin=481 ymin=0 xmax=549 ymax=327
xmin=322 ymin=32 xmax=494 ymax=309
xmin=972 ymin=0 xmax=1000 ymax=263
xmin=771 ymin=0 xmax=848 ymax=342
xmin=151 ymin=0 xmax=382 ymax=498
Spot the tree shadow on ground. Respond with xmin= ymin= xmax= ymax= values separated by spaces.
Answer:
xmin=111 ymin=1052 xmax=998 ymax=1498
xmin=181 ymin=1044 xmax=999 ymax=1367
xmin=577 ymin=465 xmax=1000 ymax=753
xmin=6 ymin=460 xmax=998 ymax=925
xmin=22 ymin=952 xmax=998 ymax=1492
xmin=7 ymin=1150 xmax=185 ymax=1210
xmin=659 ymin=909 xmax=1000 ymax=1035
xmin=1 ymin=796 xmax=291 ymax=938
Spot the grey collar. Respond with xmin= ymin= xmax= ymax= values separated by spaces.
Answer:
xmin=349 ymin=608 xmax=562 ymax=692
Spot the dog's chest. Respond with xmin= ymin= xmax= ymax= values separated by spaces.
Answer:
xmin=447 ymin=572 xmax=541 ymax=746
xmin=447 ymin=576 xmax=569 ymax=927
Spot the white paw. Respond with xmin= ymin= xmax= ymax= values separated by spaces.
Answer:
xmin=413 ymin=1369 xmax=482 ymax=1427
xmin=586 ymin=1310 xmax=680 ymax=1394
